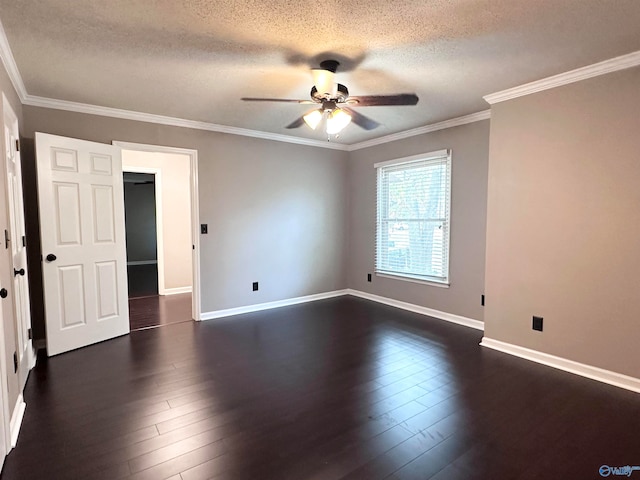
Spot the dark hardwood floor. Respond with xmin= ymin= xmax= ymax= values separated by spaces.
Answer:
xmin=129 ymin=293 xmax=193 ymax=331
xmin=3 ymin=296 xmax=640 ymax=479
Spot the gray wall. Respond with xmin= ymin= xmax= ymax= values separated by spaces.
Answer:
xmin=21 ymin=106 xmax=350 ymax=319
xmin=348 ymin=120 xmax=490 ymax=322
xmin=0 ymin=58 xmax=23 ymax=417
xmin=484 ymin=67 xmax=640 ymax=378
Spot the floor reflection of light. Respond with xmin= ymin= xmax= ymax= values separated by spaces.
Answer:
xmin=369 ymin=324 xmax=464 ymax=415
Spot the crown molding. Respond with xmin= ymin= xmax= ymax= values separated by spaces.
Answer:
xmin=0 ymin=17 xmax=27 ymax=101
xmin=23 ymin=95 xmax=349 ymax=151
xmin=484 ymin=50 xmax=640 ymax=104
xmin=347 ymin=110 xmax=491 ymax=151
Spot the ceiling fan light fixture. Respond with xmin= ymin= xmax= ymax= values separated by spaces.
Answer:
xmin=326 ymin=108 xmax=351 ymax=135
xmin=311 ymin=68 xmax=336 ymax=97
xmin=303 ymin=109 xmax=323 ymax=130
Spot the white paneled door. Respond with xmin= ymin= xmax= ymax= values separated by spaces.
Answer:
xmin=3 ymin=97 xmax=34 ymax=390
xmin=36 ymin=133 xmax=129 ymax=356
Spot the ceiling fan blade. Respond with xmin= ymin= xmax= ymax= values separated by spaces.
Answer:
xmin=342 ymin=108 xmax=380 ymax=131
xmin=285 ymin=116 xmax=306 ymax=129
xmin=241 ymin=97 xmax=315 ymax=104
xmin=347 ymin=94 xmax=419 ymax=107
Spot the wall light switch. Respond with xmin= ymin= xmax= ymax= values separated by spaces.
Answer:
xmin=200 ymin=224 xmax=208 ymax=234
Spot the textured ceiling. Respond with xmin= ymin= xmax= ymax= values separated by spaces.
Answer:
xmin=1 ymin=1 xmax=640 ymax=144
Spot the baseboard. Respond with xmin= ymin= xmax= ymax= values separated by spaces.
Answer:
xmin=200 ymin=288 xmax=483 ymax=330
xmin=161 ymin=286 xmax=192 ymax=296
xmin=127 ymin=260 xmax=158 ymax=266
xmin=200 ymin=289 xmax=350 ymax=320
xmin=480 ymin=337 xmax=640 ymax=394
xmin=346 ymin=289 xmax=484 ymax=331
xmin=9 ymin=394 xmax=26 ymax=448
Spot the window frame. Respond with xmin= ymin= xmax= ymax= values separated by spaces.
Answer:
xmin=375 ymin=149 xmax=452 ymax=286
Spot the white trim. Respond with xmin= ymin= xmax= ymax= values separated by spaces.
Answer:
xmin=27 ymin=95 xmax=348 ymax=151
xmin=480 ymin=337 xmax=640 ymax=394
xmin=121 ymin=165 xmax=165 ymax=294
xmin=346 ymin=289 xmax=484 ymax=331
xmin=9 ymin=394 xmax=25 ymax=448
xmin=373 ymin=149 xmax=450 ymax=169
xmin=0 ymin=18 xmax=27 ymax=101
xmin=201 ymin=290 xmax=349 ymax=320
xmin=115 ymin=141 xmax=195 ymax=156
xmin=484 ymin=50 xmax=640 ymax=104
xmin=162 ymin=286 xmax=192 ymax=296
xmin=347 ymin=111 xmax=491 ymax=151
xmin=375 ymin=273 xmax=449 ymax=288
xmin=127 ymin=260 xmax=157 ymax=266
xmin=115 ymin=142 xmax=202 ymax=321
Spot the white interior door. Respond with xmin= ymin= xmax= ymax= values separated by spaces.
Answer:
xmin=3 ymin=97 xmax=34 ymax=389
xmin=36 ymin=133 xmax=129 ymax=356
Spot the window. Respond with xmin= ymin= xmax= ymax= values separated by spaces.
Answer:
xmin=375 ymin=149 xmax=451 ymax=285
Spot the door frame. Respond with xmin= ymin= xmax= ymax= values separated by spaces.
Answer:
xmin=113 ymin=141 xmax=201 ymax=321
xmin=122 ymin=167 xmax=164 ymax=295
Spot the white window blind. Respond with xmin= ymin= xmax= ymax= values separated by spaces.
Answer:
xmin=375 ymin=150 xmax=451 ymax=284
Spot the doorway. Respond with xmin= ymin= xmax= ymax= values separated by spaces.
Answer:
xmin=116 ymin=142 xmax=201 ymax=330
xmin=123 ymin=171 xmax=159 ymax=298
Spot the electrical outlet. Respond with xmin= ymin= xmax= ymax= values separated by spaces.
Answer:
xmin=367 ymin=273 xmax=372 ymax=282
xmin=252 ymin=282 xmax=258 ymax=291
xmin=533 ymin=316 xmax=543 ymax=332
xmin=200 ymin=224 xmax=208 ymax=234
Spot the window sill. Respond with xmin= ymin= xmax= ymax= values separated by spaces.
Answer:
xmin=375 ymin=272 xmax=450 ymax=288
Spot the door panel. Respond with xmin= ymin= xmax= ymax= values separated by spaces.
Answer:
xmin=36 ymin=133 xmax=129 ymax=356
xmin=92 ymin=185 xmax=116 ymax=243
xmin=54 ymin=182 xmax=82 ymax=245
xmin=58 ymin=265 xmax=86 ymax=329
xmin=95 ymin=261 xmax=119 ymax=320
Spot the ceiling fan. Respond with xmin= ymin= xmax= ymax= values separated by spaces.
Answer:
xmin=242 ymin=60 xmax=419 ymax=135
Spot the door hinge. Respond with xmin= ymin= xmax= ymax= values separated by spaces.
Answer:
xmin=15 ymin=139 xmax=19 ymax=152
xmin=12 ymin=352 xmax=17 ymax=373
xmin=4 ymin=229 xmax=8 ymax=249
xmin=22 ymin=235 xmax=26 ymax=247
xmin=28 ymin=328 xmax=33 ymax=340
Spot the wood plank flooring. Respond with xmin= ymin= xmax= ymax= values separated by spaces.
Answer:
xmin=2 ymin=296 xmax=640 ymax=479
xmin=129 ymin=293 xmax=193 ymax=331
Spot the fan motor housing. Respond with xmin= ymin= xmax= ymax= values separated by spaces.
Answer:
xmin=311 ymin=83 xmax=349 ymax=103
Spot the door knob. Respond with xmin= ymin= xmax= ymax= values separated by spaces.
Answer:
xmin=14 ymin=268 xmax=25 ymax=277
xmin=0 ymin=288 xmax=7 ymax=299
xmin=46 ymin=254 xmax=57 ymax=262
